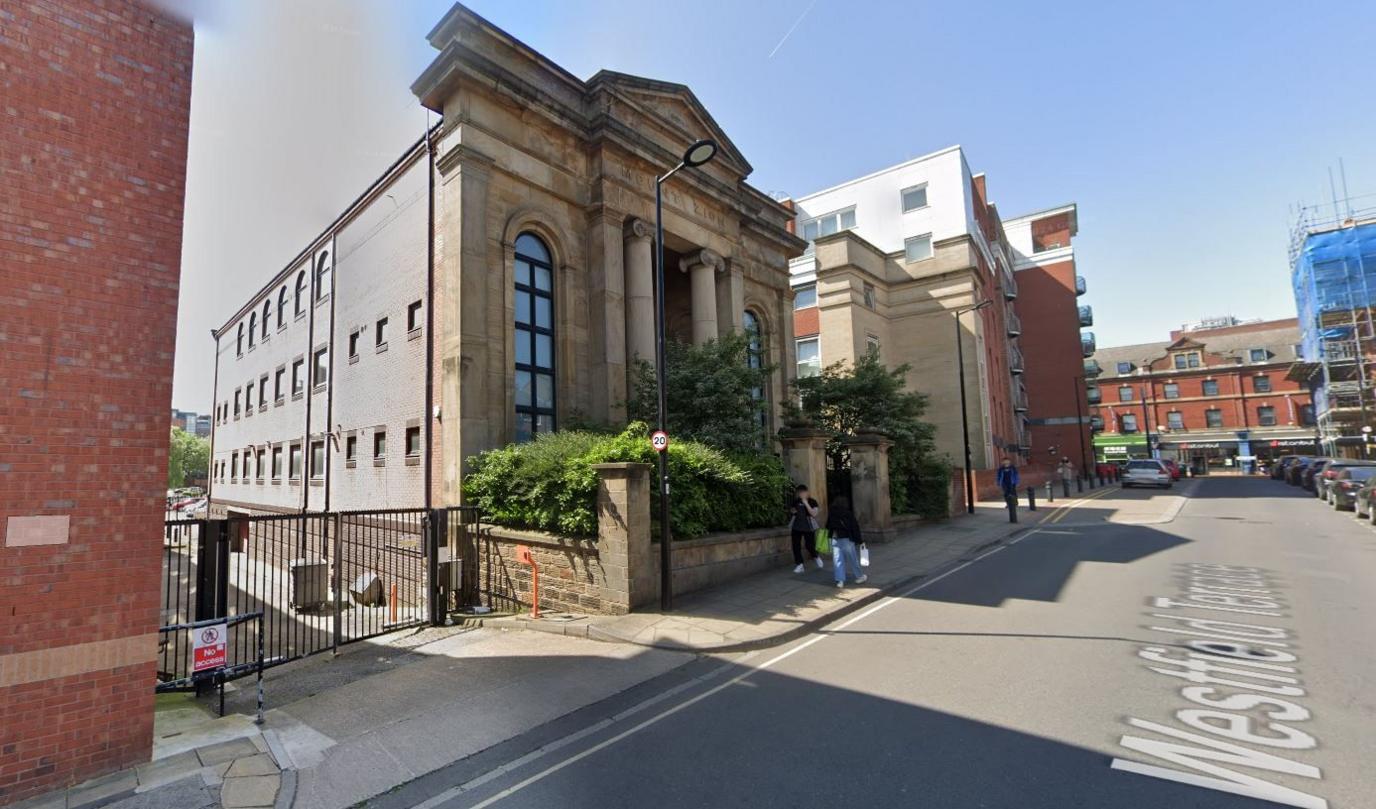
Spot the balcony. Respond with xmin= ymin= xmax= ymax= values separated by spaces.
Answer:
xmin=1086 ymin=386 xmax=1102 ymax=405
xmin=1005 ymin=310 xmax=1022 ymax=337
xmin=1009 ymin=344 xmax=1025 ymax=375
xmin=1078 ymin=305 xmax=1094 ymax=327
xmin=1083 ymin=358 xmax=1102 ymax=377
xmin=1013 ymin=385 xmax=1029 ymax=412
xmin=1089 ymin=415 xmax=1104 ymax=432
xmin=1075 ymin=275 xmax=1087 ymax=296
xmin=1081 ymin=331 xmax=1097 ymax=357
xmin=1003 ymin=271 xmax=1018 ymax=301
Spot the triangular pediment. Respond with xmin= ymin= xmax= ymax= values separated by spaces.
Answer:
xmin=1166 ymin=337 xmax=1205 ymax=351
xmin=587 ymin=70 xmax=752 ymax=178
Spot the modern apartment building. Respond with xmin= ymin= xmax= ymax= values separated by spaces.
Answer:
xmin=208 ymin=3 xmax=804 ymax=516
xmin=1087 ymin=318 xmax=1316 ymax=470
xmin=171 ymin=408 xmax=211 ymax=438
xmin=785 ymin=146 xmax=1091 ymax=472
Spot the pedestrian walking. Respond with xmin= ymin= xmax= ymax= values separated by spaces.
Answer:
xmin=1057 ymin=456 xmax=1075 ymax=497
xmin=997 ymin=458 xmax=1020 ymax=511
xmin=825 ymin=496 xmax=868 ymax=588
xmin=789 ymin=484 xmax=823 ymax=574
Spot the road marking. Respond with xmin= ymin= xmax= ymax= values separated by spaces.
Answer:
xmin=412 ymin=532 xmax=1039 ymax=809
xmin=1041 ymin=485 xmax=1118 ymax=524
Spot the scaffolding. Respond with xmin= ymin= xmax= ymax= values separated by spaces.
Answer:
xmin=1290 ymin=195 xmax=1376 ymax=456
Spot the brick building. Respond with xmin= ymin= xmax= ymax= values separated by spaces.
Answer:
xmin=0 ymin=2 xmax=193 ymax=804
xmin=1087 ymin=318 xmax=1317 ymax=470
xmin=208 ymin=4 xmax=805 ymax=515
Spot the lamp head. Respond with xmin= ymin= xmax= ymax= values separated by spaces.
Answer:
xmin=682 ymin=139 xmax=718 ymax=168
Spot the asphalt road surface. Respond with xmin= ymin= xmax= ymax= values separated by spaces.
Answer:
xmin=370 ymin=476 xmax=1376 ymax=809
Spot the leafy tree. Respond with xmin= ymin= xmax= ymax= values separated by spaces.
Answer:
xmin=626 ymin=331 xmax=772 ymax=453
xmin=790 ymin=352 xmax=947 ymax=517
xmin=168 ymin=427 xmax=210 ymax=489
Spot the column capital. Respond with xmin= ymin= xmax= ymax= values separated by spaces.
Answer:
xmin=679 ymin=248 xmax=725 ymax=274
xmin=624 ymin=217 xmax=653 ymax=244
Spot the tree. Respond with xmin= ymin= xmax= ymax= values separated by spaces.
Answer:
xmin=168 ymin=427 xmax=210 ymax=489
xmin=790 ymin=352 xmax=947 ymax=517
xmin=626 ymin=331 xmax=772 ymax=453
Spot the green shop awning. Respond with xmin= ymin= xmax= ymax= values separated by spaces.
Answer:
xmin=1094 ymin=434 xmax=1147 ymax=458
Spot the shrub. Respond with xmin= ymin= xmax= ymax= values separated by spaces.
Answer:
xmin=463 ymin=423 xmax=790 ymax=539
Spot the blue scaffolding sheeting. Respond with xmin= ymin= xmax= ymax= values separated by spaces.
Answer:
xmin=1292 ymin=221 xmax=1376 ymax=360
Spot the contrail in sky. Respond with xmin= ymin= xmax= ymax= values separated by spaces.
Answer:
xmin=768 ymin=0 xmax=820 ymax=58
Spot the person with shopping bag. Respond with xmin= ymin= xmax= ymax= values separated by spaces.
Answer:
xmin=825 ymin=495 xmax=868 ymax=588
xmin=789 ymin=484 xmax=823 ymax=573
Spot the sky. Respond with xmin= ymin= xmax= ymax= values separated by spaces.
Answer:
xmin=170 ymin=0 xmax=1376 ymax=413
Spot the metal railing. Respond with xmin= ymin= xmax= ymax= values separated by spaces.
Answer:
xmin=1078 ymin=305 xmax=1094 ymax=327
xmin=1008 ymin=344 xmax=1025 ymax=375
xmin=1075 ymin=275 xmax=1087 ymax=296
xmin=1081 ymin=332 xmax=1097 ymax=357
xmin=1005 ymin=310 xmax=1022 ymax=337
xmin=1083 ymin=358 xmax=1102 ymax=377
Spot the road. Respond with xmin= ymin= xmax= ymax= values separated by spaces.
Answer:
xmin=368 ymin=477 xmax=1376 ymax=809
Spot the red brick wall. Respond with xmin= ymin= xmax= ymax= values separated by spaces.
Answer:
xmin=1015 ymin=259 xmax=1093 ymax=468
xmin=0 ymin=2 xmax=193 ymax=803
xmin=793 ymin=306 xmax=819 ymax=338
xmin=1031 ymin=212 xmax=1073 ymax=251
xmin=1091 ymin=368 xmax=1310 ymax=434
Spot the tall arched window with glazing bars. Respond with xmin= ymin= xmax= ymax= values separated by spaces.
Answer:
xmin=514 ymin=232 xmax=555 ymax=442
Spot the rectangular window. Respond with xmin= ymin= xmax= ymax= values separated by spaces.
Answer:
xmin=313 ymin=348 xmax=328 ymax=388
xmin=1202 ymin=379 xmax=1219 ymax=396
xmin=310 ymin=440 xmax=324 ymax=479
xmin=1206 ymin=408 xmax=1223 ymax=428
xmin=1299 ymin=404 xmax=1315 ymax=427
xmin=234 ymin=390 xmax=241 ymax=417
xmin=1250 ymin=348 xmax=1268 ymax=363
xmin=245 ymin=383 xmax=253 ymax=413
xmin=256 ymin=449 xmax=266 ymax=481
xmin=800 ymin=207 xmax=857 ymax=243
xmin=230 ymin=452 xmax=239 ymax=480
xmin=289 ymin=444 xmax=302 ymax=480
xmin=862 ymin=283 xmax=876 ymax=309
xmin=1254 ymin=375 xmax=1272 ymax=393
xmin=408 ymin=300 xmax=423 ymax=333
xmin=345 ymin=435 xmax=357 ymax=461
xmin=1163 ymin=383 xmax=1180 ymax=400
xmin=794 ymin=284 xmax=817 ymax=309
xmin=292 ymin=359 xmax=304 ymax=394
xmin=904 ymin=234 xmax=933 ymax=263
xmin=796 ymin=337 xmax=821 ymax=378
xmin=373 ymin=430 xmax=387 ymax=461
xmin=348 ymin=330 xmax=360 ymax=359
xmin=1257 ymin=406 xmax=1277 ymax=426
xmin=1167 ymin=411 xmax=1184 ymax=430
xmin=866 ymin=334 xmax=880 ymax=357
xmin=375 ymin=317 xmax=389 ymax=348
xmin=271 ymin=447 xmax=282 ymax=479
xmin=1121 ymin=414 xmax=1139 ymax=433
xmin=406 ymin=426 xmax=421 ymax=457
xmin=1173 ymin=352 xmax=1201 ymax=369
xmin=1118 ymin=385 xmax=1134 ymax=402
xmin=900 ymin=184 xmax=928 ymax=212
xmin=1116 ymin=361 xmax=1133 ymax=374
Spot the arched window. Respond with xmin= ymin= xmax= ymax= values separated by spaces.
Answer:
xmin=277 ymin=287 xmax=288 ymax=327
xmin=315 ymin=250 xmax=331 ymax=301
xmin=262 ymin=300 xmax=270 ymax=339
xmin=248 ymin=312 xmax=257 ymax=347
xmin=294 ymin=271 xmax=307 ymax=317
xmin=513 ymin=232 xmax=555 ymax=442
xmin=744 ymin=310 xmax=767 ymax=438
xmin=237 ymin=323 xmax=244 ymax=356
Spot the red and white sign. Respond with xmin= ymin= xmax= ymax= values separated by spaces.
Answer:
xmin=193 ymin=622 xmax=227 ymax=673
xmin=650 ymin=430 xmax=669 ymax=452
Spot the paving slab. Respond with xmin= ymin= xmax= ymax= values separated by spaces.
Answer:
xmin=66 ymin=770 xmax=136 ymax=809
xmin=225 ymin=754 xmax=279 ymax=778
xmin=220 ymin=774 xmax=280 ymax=809
xmin=134 ymin=750 xmax=202 ymax=792
xmin=196 ymin=738 xmax=261 ymax=768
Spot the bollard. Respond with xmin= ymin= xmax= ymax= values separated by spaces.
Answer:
xmin=1027 ymin=485 xmax=1037 ymax=511
xmin=1077 ymin=477 xmax=1084 ymax=493
xmin=1006 ymin=492 xmax=1018 ymax=523
xmin=1046 ymin=480 xmax=1054 ymax=503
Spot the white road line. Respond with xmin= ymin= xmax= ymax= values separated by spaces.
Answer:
xmin=413 ymin=529 xmax=1041 ymax=809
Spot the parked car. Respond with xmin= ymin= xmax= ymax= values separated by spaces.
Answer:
xmin=180 ymin=498 xmax=207 ymax=518
xmin=1122 ymin=459 xmax=1172 ymax=489
xmin=1328 ymin=467 xmax=1376 ymax=511
xmin=1301 ymin=459 xmax=1330 ymax=492
xmin=1160 ymin=459 xmax=1183 ymax=480
xmin=1272 ymin=455 xmax=1299 ymax=480
xmin=1316 ymin=460 xmax=1376 ymax=502
xmin=1285 ymin=457 xmax=1314 ymax=486
xmin=1354 ymin=477 xmax=1376 ymax=521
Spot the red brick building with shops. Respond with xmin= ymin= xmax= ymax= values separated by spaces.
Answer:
xmin=0 ymin=2 xmax=193 ymax=804
xmin=1087 ymin=318 xmax=1317 ymax=471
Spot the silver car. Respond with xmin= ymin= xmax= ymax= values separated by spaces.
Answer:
xmin=1122 ymin=459 xmax=1172 ymax=489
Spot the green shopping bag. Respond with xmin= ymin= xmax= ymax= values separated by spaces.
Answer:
xmin=814 ymin=528 xmax=831 ymax=555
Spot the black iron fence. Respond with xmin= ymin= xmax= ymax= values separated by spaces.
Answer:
xmin=158 ymin=506 xmax=480 ymax=687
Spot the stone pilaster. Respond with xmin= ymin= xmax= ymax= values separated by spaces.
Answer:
xmin=623 ymin=218 xmax=655 ymax=368
xmin=779 ymin=428 xmax=830 ymax=517
xmin=587 ymin=209 xmax=627 ymax=423
xmin=592 ymin=462 xmax=654 ymax=612
xmin=715 ymin=259 xmax=745 ymax=339
xmin=680 ymin=248 xmax=724 ymax=345
xmin=844 ymin=432 xmax=895 ymax=542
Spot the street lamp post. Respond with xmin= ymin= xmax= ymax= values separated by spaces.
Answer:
xmin=654 ymin=138 xmax=718 ymax=612
xmin=954 ymin=299 xmax=992 ymax=514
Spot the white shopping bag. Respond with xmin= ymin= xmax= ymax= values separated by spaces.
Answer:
xmin=859 ymin=545 xmax=870 ymax=567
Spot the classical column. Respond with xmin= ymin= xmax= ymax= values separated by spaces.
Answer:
xmin=623 ymin=218 xmax=655 ymax=366
xmin=715 ymin=260 xmax=745 ymax=340
xmin=680 ymin=248 xmax=724 ymax=345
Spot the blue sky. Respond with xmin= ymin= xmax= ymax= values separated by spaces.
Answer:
xmin=171 ymin=0 xmax=1376 ymax=411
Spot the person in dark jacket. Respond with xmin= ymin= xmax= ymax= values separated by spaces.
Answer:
xmin=789 ymin=484 xmax=823 ymax=573
xmin=996 ymin=458 xmax=1019 ymax=500
xmin=825 ymin=496 xmax=868 ymax=588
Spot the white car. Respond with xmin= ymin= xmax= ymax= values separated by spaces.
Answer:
xmin=1122 ymin=459 xmax=1172 ymax=489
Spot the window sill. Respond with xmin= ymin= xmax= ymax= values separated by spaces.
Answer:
xmin=278 ymin=324 xmax=288 ymax=334
xmin=244 ymin=410 xmax=253 ymax=418
xmin=296 ymin=311 xmax=307 ymax=322
xmin=271 ymin=479 xmax=282 ymax=486
xmin=258 ymin=405 xmax=267 ymax=413
xmin=234 ymin=415 xmax=241 ymax=421
xmin=309 ymin=478 xmax=324 ymax=487
xmin=408 ymin=328 xmax=421 ymax=342
xmin=312 ymin=384 xmax=327 ymax=395
xmin=292 ymin=392 xmax=304 ymax=402
xmin=373 ymin=459 xmax=386 ymax=467
xmin=405 ymin=455 xmax=420 ymax=466
xmin=348 ymin=355 xmax=360 ymax=365
xmin=275 ymin=398 xmax=285 ymax=407
xmin=289 ymin=478 xmax=301 ymax=486
xmin=230 ymin=479 xmax=239 ymax=485
xmin=256 ymin=479 xmax=265 ymax=485
xmin=316 ymin=295 xmax=330 ymax=307
xmin=376 ymin=343 xmax=389 ymax=354
xmin=345 ymin=459 xmax=357 ymax=469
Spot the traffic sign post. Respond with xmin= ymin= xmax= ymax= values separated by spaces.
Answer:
xmin=650 ymin=430 xmax=669 ymax=452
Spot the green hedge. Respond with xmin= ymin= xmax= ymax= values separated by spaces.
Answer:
xmin=463 ymin=423 xmax=791 ymax=539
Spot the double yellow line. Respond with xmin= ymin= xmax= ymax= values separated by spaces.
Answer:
xmin=1038 ymin=484 xmax=1118 ymax=525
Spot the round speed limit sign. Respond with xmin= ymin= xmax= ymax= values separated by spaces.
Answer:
xmin=650 ymin=430 xmax=669 ymax=452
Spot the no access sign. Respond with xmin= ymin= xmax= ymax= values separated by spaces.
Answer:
xmin=193 ymin=622 xmax=227 ymax=673
xmin=650 ymin=430 xmax=669 ymax=452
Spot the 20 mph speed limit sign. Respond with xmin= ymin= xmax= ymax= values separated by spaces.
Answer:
xmin=650 ymin=431 xmax=669 ymax=452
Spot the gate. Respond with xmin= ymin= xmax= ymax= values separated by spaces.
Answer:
xmin=157 ymin=506 xmax=481 ymax=687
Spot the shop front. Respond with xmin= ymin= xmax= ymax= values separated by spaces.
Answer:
xmin=1094 ymin=434 xmax=1149 ymax=464
xmin=1156 ymin=433 xmax=1319 ymax=475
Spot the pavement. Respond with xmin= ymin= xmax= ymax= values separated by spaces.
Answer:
xmin=365 ymin=475 xmax=1376 ymax=809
